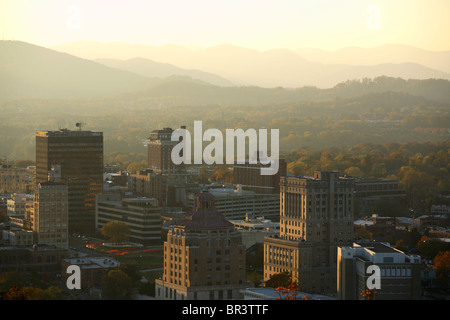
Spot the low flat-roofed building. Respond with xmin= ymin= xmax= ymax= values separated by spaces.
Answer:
xmin=96 ymin=193 xmax=164 ymax=245
xmin=337 ymin=241 xmax=421 ymax=300
xmin=0 ymin=244 xmax=68 ymax=274
xmin=413 ymin=215 xmax=449 ymax=231
xmin=2 ymin=229 xmax=33 ymax=246
xmin=240 ymin=287 xmax=335 ymax=300
xmin=354 ymin=178 xmax=406 ymax=215
xmin=61 ymin=256 xmax=120 ymax=289
xmin=229 ymin=213 xmax=280 ymax=248
xmin=0 ymin=165 xmax=34 ymax=194
xmin=353 ymin=214 xmax=396 ymax=240
xmin=430 ymin=204 xmax=450 ymax=216
xmin=187 ymin=185 xmax=279 ymax=221
xmin=6 ymin=193 xmax=34 ymax=217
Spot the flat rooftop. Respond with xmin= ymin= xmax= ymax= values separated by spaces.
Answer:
xmin=355 ymin=241 xmax=399 ymax=253
xmin=36 ymin=129 xmax=102 ymax=137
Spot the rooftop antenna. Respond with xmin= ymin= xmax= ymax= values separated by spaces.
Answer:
xmin=75 ymin=122 xmax=84 ymax=131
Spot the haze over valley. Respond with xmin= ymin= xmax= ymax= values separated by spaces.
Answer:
xmin=1 ymin=1 xmax=449 ymax=171
xmin=52 ymin=41 xmax=450 ymax=88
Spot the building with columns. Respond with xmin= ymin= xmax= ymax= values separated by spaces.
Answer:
xmin=264 ymin=171 xmax=355 ymax=294
xmin=155 ymin=190 xmax=246 ymax=300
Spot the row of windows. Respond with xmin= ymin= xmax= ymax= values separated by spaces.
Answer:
xmin=159 ymin=287 xmax=234 ymax=300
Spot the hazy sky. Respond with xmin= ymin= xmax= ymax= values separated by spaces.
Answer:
xmin=1 ymin=0 xmax=449 ymax=51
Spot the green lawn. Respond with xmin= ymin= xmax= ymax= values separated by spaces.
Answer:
xmin=113 ymin=251 xmax=163 ymax=269
xmin=89 ymin=244 xmax=164 ymax=270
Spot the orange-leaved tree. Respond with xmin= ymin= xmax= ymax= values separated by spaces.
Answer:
xmin=359 ymin=288 xmax=378 ymax=300
xmin=274 ymin=282 xmax=308 ymax=300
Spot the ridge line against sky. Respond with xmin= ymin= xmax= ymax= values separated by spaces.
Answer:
xmin=48 ymin=40 xmax=450 ymax=54
xmin=1 ymin=0 xmax=449 ymax=52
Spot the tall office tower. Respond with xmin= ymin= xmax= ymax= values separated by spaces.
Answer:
xmin=264 ymin=171 xmax=355 ymax=295
xmin=147 ymin=127 xmax=185 ymax=174
xmin=35 ymin=128 xmax=103 ymax=233
xmin=155 ymin=190 xmax=247 ymax=300
xmin=33 ymin=177 xmax=69 ymax=249
xmin=233 ymin=158 xmax=287 ymax=195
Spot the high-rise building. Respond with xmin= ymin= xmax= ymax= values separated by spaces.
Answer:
xmin=147 ymin=127 xmax=185 ymax=174
xmin=155 ymin=190 xmax=247 ymax=300
xmin=264 ymin=171 xmax=355 ymax=294
xmin=233 ymin=158 xmax=287 ymax=195
xmin=36 ymin=128 xmax=103 ymax=233
xmin=127 ymin=169 xmax=164 ymax=205
xmin=337 ymin=242 xmax=421 ymax=300
xmin=33 ymin=180 xmax=69 ymax=249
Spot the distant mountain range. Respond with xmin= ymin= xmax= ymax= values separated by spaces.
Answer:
xmin=52 ymin=41 xmax=450 ymax=88
xmin=0 ymin=41 xmax=158 ymax=101
xmin=295 ymin=44 xmax=450 ymax=74
xmin=0 ymin=41 xmax=222 ymax=101
xmin=94 ymin=57 xmax=234 ymax=87
xmin=1 ymin=40 xmax=450 ymax=104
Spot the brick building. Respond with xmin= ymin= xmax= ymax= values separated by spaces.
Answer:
xmin=233 ymin=158 xmax=287 ymax=195
xmin=147 ymin=127 xmax=185 ymax=175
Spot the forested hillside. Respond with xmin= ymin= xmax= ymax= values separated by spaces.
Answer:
xmin=1 ymin=79 xmax=448 ymax=167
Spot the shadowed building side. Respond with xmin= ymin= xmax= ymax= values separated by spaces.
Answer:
xmin=36 ymin=129 xmax=103 ymax=234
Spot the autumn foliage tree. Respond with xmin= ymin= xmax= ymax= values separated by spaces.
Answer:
xmin=101 ymin=269 xmax=133 ymax=300
xmin=274 ymin=282 xmax=308 ymax=300
xmin=266 ymin=272 xmax=308 ymax=300
xmin=418 ymin=238 xmax=450 ymax=260
xmin=264 ymin=272 xmax=292 ymax=289
xmin=0 ymin=285 xmax=66 ymax=300
xmin=434 ymin=250 xmax=450 ymax=287
xmin=359 ymin=288 xmax=378 ymax=300
xmin=101 ymin=220 xmax=130 ymax=244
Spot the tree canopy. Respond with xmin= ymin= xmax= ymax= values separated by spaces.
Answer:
xmin=101 ymin=221 xmax=130 ymax=243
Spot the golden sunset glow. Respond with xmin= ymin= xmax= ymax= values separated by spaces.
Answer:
xmin=1 ymin=0 xmax=449 ymax=51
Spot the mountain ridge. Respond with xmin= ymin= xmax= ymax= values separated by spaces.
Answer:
xmin=51 ymin=41 xmax=450 ymax=88
xmin=2 ymin=41 xmax=450 ymax=104
xmin=0 ymin=41 xmax=229 ymax=101
xmin=94 ymin=57 xmax=234 ymax=87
